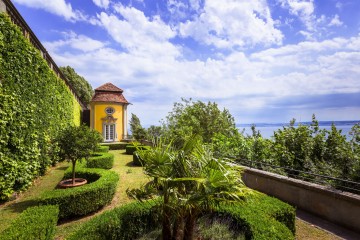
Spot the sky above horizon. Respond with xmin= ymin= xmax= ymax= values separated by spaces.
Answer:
xmin=12 ymin=0 xmax=360 ymax=126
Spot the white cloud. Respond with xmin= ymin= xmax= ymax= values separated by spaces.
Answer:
xmin=178 ymin=0 xmax=283 ymax=49
xmin=13 ymin=0 xmax=86 ymax=22
xmin=278 ymin=0 xmax=315 ymax=31
xmin=92 ymin=0 xmax=110 ymax=9
xmin=328 ymin=14 xmax=343 ymax=27
xmin=44 ymin=32 xmax=106 ymax=52
xmin=97 ymin=4 xmax=179 ymax=58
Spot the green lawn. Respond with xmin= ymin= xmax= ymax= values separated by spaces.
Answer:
xmin=0 ymin=150 xmax=342 ymax=240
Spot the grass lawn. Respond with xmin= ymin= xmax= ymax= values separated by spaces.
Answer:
xmin=0 ymin=150 xmax=344 ymax=239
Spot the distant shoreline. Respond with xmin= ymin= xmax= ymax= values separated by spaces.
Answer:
xmin=237 ymin=120 xmax=360 ymax=128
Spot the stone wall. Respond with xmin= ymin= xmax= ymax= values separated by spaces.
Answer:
xmin=242 ymin=167 xmax=360 ymax=233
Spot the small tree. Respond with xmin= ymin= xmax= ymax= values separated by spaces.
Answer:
xmin=130 ymin=113 xmax=147 ymax=140
xmin=57 ymin=125 xmax=103 ymax=184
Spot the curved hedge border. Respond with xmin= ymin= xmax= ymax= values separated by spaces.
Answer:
xmin=0 ymin=205 xmax=59 ymax=240
xmin=68 ymin=200 xmax=159 ymax=240
xmin=101 ymin=142 xmax=128 ymax=150
xmin=37 ymin=168 xmax=118 ymax=219
xmin=86 ymin=152 xmax=114 ymax=169
xmin=216 ymin=193 xmax=295 ymax=239
xmin=68 ymin=193 xmax=295 ymax=239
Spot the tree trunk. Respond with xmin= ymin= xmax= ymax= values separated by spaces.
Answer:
xmin=72 ymin=160 xmax=76 ymax=185
xmin=184 ymin=212 xmax=197 ymax=240
xmin=162 ymin=191 xmax=172 ymax=240
xmin=172 ymin=214 xmax=185 ymax=240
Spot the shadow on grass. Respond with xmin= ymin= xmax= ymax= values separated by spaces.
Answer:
xmin=1 ymin=199 xmax=39 ymax=214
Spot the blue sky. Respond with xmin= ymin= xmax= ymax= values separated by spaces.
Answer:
xmin=12 ymin=0 xmax=360 ymax=125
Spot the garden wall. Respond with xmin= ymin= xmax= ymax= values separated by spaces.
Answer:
xmin=242 ymin=167 xmax=360 ymax=233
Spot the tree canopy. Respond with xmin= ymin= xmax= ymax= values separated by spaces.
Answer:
xmin=162 ymin=98 xmax=237 ymax=145
xmin=60 ymin=66 xmax=94 ymax=106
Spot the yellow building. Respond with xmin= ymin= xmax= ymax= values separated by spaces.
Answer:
xmin=90 ymin=83 xmax=130 ymax=142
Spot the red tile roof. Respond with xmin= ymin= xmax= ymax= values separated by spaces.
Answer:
xmin=91 ymin=83 xmax=129 ymax=104
xmin=95 ymin=83 xmax=123 ymax=92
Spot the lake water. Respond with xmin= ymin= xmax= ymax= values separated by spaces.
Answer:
xmin=237 ymin=121 xmax=360 ymax=139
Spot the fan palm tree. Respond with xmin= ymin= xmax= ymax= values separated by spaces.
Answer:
xmin=127 ymin=136 xmax=251 ymax=240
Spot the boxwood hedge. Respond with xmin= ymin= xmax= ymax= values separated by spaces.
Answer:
xmin=126 ymin=145 xmax=150 ymax=155
xmin=67 ymin=200 xmax=160 ymax=240
xmin=37 ymin=167 xmax=119 ymax=219
xmin=86 ymin=152 xmax=114 ymax=169
xmin=101 ymin=142 xmax=128 ymax=150
xmin=68 ymin=193 xmax=295 ymax=239
xmin=96 ymin=145 xmax=110 ymax=153
xmin=0 ymin=205 xmax=59 ymax=240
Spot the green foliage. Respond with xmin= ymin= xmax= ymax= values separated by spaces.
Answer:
xmin=0 ymin=14 xmax=81 ymax=200
xmin=128 ymin=136 xmax=252 ymax=240
xmin=56 ymin=124 xmax=103 ymax=183
xmin=133 ymin=150 xmax=148 ymax=166
xmin=130 ymin=113 xmax=147 ymax=140
xmin=162 ymin=98 xmax=236 ymax=146
xmin=68 ymin=193 xmax=295 ymax=240
xmin=37 ymin=167 xmax=118 ymax=219
xmin=126 ymin=143 xmax=150 ymax=155
xmin=146 ymin=125 xmax=163 ymax=141
xmin=67 ymin=200 xmax=160 ymax=240
xmin=96 ymin=145 xmax=110 ymax=153
xmin=217 ymin=193 xmax=295 ymax=239
xmin=101 ymin=142 xmax=128 ymax=150
xmin=0 ymin=205 xmax=59 ymax=240
xmin=59 ymin=66 xmax=94 ymax=106
xmin=86 ymin=152 xmax=114 ymax=169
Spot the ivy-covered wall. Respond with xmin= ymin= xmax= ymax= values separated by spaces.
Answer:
xmin=0 ymin=14 xmax=82 ymax=200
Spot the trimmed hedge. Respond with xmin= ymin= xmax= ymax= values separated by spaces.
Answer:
xmin=96 ymin=145 xmax=110 ymax=153
xmin=68 ymin=193 xmax=295 ymax=239
xmin=37 ymin=168 xmax=119 ymax=219
xmin=86 ymin=152 xmax=114 ymax=169
xmin=0 ymin=205 xmax=59 ymax=240
xmin=216 ymin=193 xmax=295 ymax=239
xmin=67 ymin=200 xmax=160 ymax=240
xmin=126 ymin=145 xmax=150 ymax=155
xmin=101 ymin=142 xmax=128 ymax=150
xmin=133 ymin=151 xmax=144 ymax=166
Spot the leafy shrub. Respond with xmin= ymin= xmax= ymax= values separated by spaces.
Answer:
xmin=0 ymin=14 xmax=81 ymax=200
xmin=86 ymin=152 xmax=114 ymax=169
xmin=0 ymin=205 xmax=59 ymax=240
xmin=67 ymin=200 xmax=160 ymax=240
xmin=68 ymin=193 xmax=295 ymax=240
xmin=96 ymin=145 xmax=109 ymax=153
xmin=37 ymin=168 xmax=118 ymax=219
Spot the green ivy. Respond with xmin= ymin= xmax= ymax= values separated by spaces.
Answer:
xmin=0 ymin=13 xmax=81 ymax=200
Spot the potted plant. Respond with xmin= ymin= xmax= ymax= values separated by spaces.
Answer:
xmin=56 ymin=124 xmax=103 ymax=188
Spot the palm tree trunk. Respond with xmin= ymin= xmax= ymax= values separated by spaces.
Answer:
xmin=184 ymin=212 xmax=198 ymax=240
xmin=172 ymin=214 xmax=185 ymax=240
xmin=162 ymin=190 xmax=172 ymax=239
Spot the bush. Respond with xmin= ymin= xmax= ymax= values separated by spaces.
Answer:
xmin=101 ymin=143 xmax=128 ymax=150
xmin=86 ymin=152 xmax=114 ymax=169
xmin=96 ymin=145 xmax=109 ymax=153
xmin=216 ymin=193 xmax=295 ymax=239
xmin=0 ymin=205 xmax=59 ymax=240
xmin=133 ymin=151 xmax=146 ymax=166
xmin=126 ymin=144 xmax=150 ymax=155
xmin=68 ymin=193 xmax=295 ymax=240
xmin=37 ymin=168 xmax=118 ymax=219
xmin=67 ymin=200 xmax=160 ymax=240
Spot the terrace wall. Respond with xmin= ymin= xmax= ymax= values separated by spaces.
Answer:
xmin=242 ymin=167 xmax=360 ymax=233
